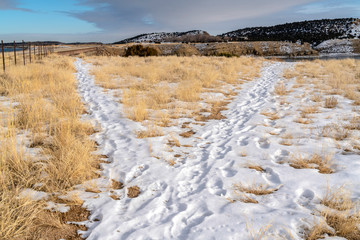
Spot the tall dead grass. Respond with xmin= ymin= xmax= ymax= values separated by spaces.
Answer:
xmin=307 ymin=186 xmax=360 ymax=240
xmin=289 ymin=152 xmax=334 ymax=174
xmin=87 ymin=56 xmax=264 ymax=139
xmin=0 ymin=56 xmax=98 ymax=239
xmin=285 ymin=59 xmax=360 ymax=106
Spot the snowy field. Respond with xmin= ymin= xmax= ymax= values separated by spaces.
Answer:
xmin=73 ymin=58 xmax=360 ymax=240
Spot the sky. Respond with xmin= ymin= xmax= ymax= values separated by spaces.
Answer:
xmin=0 ymin=0 xmax=359 ymax=43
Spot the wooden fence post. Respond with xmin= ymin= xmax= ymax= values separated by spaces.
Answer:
xmin=22 ymin=40 xmax=25 ymax=66
xmin=29 ymin=43 xmax=31 ymax=63
xmin=34 ymin=44 xmax=36 ymax=60
xmin=13 ymin=41 xmax=17 ymax=65
xmin=1 ymin=40 xmax=5 ymax=72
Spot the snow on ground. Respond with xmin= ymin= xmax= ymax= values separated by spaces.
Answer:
xmin=315 ymin=39 xmax=354 ymax=53
xmin=75 ymin=59 xmax=360 ymax=239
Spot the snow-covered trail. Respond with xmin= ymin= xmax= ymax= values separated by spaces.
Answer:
xmin=75 ymin=59 xmax=302 ymax=239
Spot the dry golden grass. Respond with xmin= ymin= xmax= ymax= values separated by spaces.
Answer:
xmin=233 ymin=182 xmax=281 ymax=196
xmin=239 ymin=148 xmax=247 ymax=157
xmin=261 ymin=110 xmax=280 ymax=120
xmin=167 ymin=133 xmax=181 ymax=147
xmin=136 ymin=122 xmax=164 ymax=138
xmin=246 ymin=163 xmax=265 ymax=172
xmin=324 ymin=96 xmax=338 ymax=108
xmin=289 ymin=152 xmax=334 ymax=174
xmin=127 ymin=186 xmax=141 ymax=198
xmin=179 ymin=129 xmax=196 ymax=138
xmin=300 ymin=105 xmax=319 ymax=115
xmin=279 ymin=132 xmax=293 ymax=146
xmin=0 ymin=56 xmax=98 ymax=239
xmin=322 ymin=123 xmax=350 ymax=141
xmin=274 ymin=83 xmax=288 ymax=95
xmin=246 ymin=221 xmax=272 ymax=240
xmin=310 ymin=94 xmax=322 ymax=102
xmin=279 ymin=139 xmax=293 ymax=146
xmin=0 ymin=188 xmax=44 ymax=239
xmin=345 ymin=116 xmax=360 ymax=130
xmin=307 ymin=186 xmax=360 ymax=240
xmin=111 ymin=179 xmax=124 ymax=190
xmin=294 ymin=116 xmax=313 ymax=125
xmin=321 ymin=185 xmax=354 ymax=211
xmin=86 ymin=56 xmax=264 ymax=141
xmin=289 ymin=59 xmax=360 ymax=105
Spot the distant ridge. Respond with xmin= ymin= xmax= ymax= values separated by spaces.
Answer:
xmin=114 ymin=30 xmax=219 ymax=44
xmin=220 ymin=18 xmax=360 ymax=45
xmin=115 ymin=18 xmax=360 ymax=46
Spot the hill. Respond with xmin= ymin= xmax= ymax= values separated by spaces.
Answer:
xmin=220 ymin=18 xmax=360 ymax=45
xmin=114 ymin=30 xmax=221 ymax=44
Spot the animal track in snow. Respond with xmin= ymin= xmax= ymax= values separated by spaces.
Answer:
xmin=75 ymin=59 xmax=299 ymax=239
xmin=270 ymin=149 xmax=289 ymax=163
xmin=255 ymin=137 xmax=271 ymax=149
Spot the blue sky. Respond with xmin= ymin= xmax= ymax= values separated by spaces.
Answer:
xmin=1 ymin=0 xmax=359 ymax=43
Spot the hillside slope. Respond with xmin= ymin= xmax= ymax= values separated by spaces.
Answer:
xmin=114 ymin=30 xmax=213 ymax=44
xmin=221 ymin=18 xmax=360 ymax=45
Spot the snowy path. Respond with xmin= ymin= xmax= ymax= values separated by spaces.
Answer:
xmin=74 ymin=59 xmax=357 ymax=239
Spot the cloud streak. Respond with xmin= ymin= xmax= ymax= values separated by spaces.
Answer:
xmin=72 ymin=0 xmax=318 ymax=34
xmin=1 ymin=0 xmax=359 ymax=42
xmin=0 ymin=0 xmax=32 ymax=12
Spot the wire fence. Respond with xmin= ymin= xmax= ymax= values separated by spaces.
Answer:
xmin=1 ymin=40 xmax=55 ymax=72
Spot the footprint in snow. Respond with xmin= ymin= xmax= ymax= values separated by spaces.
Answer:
xmin=124 ymin=164 xmax=148 ymax=183
xmin=206 ymin=177 xmax=226 ymax=196
xmin=262 ymin=167 xmax=281 ymax=184
xmin=263 ymin=118 xmax=276 ymax=127
xmin=296 ymin=188 xmax=315 ymax=208
xmin=236 ymin=125 xmax=256 ymax=134
xmin=270 ymin=149 xmax=289 ymax=163
xmin=218 ymin=160 xmax=237 ymax=178
xmin=237 ymin=136 xmax=249 ymax=146
xmin=255 ymin=137 xmax=270 ymax=149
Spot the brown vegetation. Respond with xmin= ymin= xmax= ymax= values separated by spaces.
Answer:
xmin=324 ymin=96 xmax=338 ymax=108
xmin=127 ymin=186 xmax=141 ymax=198
xmin=0 ymin=56 xmax=98 ymax=239
xmin=233 ymin=182 xmax=281 ymax=196
xmin=285 ymin=59 xmax=360 ymax=106
xmin=306 ymin=186 xmax=360 ymax=240
xmin=87 ymin=56 xmax=263 ymax=146
xmin=289 ymin=152 xmax=334 ymax=174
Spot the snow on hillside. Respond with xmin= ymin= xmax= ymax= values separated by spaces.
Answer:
xmin=221 ymin=18 xmax=360 ymax=45
xmin=116 ymin=30 xmax=206 ymax=43
xmin=346 ymin=20 xmax=360 ymax=38
xmin=315 ymin=39 xmax=354 ymax=53
xmin=73 ymin=59 xmax=360 ymax=239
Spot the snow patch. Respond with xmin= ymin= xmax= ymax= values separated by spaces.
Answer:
xmin=315 ymin=39 xmax=354 ymax=53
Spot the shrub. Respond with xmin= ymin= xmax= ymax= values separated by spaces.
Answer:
xmin=324 ymin=96 xmax=338 ymax=108
xmin=216 ymin=52 xmax=237 ymax=58
xmin=125 ymin=45 xmax=159 ymax=57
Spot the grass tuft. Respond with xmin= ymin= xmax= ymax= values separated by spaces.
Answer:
xmin=289 ymin=152 xmax=334 ymax=174
xmin=324 ymin=97 xmax=338 ymax=108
